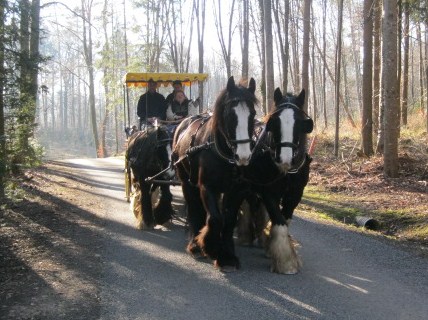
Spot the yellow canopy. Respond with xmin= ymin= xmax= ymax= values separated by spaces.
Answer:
xmin=124 ymin=72 xmax=209 ymax=88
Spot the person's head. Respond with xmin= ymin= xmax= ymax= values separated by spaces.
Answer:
xmin=174 ymin=90 xmax=187 ymax=104
xmin=172 ymin=80 xmax=182 ymax=92
xmin=148 ymin=79 xmax=157 ymax=92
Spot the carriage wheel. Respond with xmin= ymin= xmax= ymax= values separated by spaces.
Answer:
xmin=125 ymin=159 xmax=132 ymax=203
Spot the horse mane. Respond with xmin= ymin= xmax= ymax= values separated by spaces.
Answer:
xmin=127 ymin=128 xmax=159 ymax=168
xmin=211 ymin=82 xmax=258 ymax=134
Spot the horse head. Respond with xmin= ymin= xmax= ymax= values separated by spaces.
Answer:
xmin=211 ymin=76 xmax=257 ymax=166
xmin=264 ymin=88 xmax=313 ymax=173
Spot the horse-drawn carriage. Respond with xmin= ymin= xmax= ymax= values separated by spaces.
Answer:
xmin=123 ymin=73 xmax=314 ymax=274
xmin=123 ymin=72 xmax=209 ymax=204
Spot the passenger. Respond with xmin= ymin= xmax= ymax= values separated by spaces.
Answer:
xmin=166 ymin=90 xmax=190 ymax=121
xmin=137 ymin=79 xmax=167 ymax=128
xmin=165 ymin=80 xmax=183 ymax=105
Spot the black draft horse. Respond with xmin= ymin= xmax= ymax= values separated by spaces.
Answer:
xmin=239 ymin=88 xmax=314 ymax=274
xmin=126 ymin=126 xmax=175 ymax=229
xmin=172 ymin=76 xmax=257 ymax=270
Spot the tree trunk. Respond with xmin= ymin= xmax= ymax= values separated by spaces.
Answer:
xmin=425 ymin=0 xmax=428 ymax=133
xmin=417 ymin=23 xmax=424 ymax=118
xmin=373 ymin=0 xmax=381 ymax=137
xmin=0 ymin=0 xmax=5 ymax=198
xmin=322 ymin=0 xmax=327 ymax=128
xmin=362 ymin=0 xmax=374 ymax=156
xmin=311 ymin=8 xmax=317 ymax=125
xmin=254 ymin=0 xmax=266 ymax=112
xmin=349 ymin=0 xmax=363 ymax=114
xmin=272 ymin=0 xmax=289 ymax=91
xmin=382 ymin=0 xmax=399 ymax=177
xmin=290 ymin=1 xmax=300 ymax=92
xmin=401 ymin=0 xmax=409 ymax=126
xmin=264 ymin=0 xmax=274 ymax=111
xmin=241 ymin=0 xmax=249 ymax=80
xmin=334 ymin=0 xmax=344 ymax=157
xmin=81 ymin=0 xmax=100 ymax=157
xmin=301 ymin=0 xmax=311 ymax=113
xmin=193 ymin=0 xmax=205 ymax=110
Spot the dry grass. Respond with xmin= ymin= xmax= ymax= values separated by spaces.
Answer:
xmin=301 ymin=112 xmax=428 ymax=246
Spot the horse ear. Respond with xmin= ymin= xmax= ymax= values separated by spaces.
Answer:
xmin=274 ymin=88 xmax=283 ymax=105
xmin=248 ymin=78 xmax=256 ymax=94
xmin=297 ymin=89 xmax=305 ymax=107
xmin=227 ymin=76 xmax=235 ymax=92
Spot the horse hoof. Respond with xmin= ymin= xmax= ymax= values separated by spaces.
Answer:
xmin=137 ymin=222 xmax=154 ymax=230
xmin=214 ymin=261 xmax=238 ymax=273
xmin=186 ymin=242 xmax=206 ymax=259
xmin=271 ymin=266 xmax=299 ymax=275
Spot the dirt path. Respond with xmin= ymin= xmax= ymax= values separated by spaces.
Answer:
xmin=2 ymin=157 xmax=428 ymax=320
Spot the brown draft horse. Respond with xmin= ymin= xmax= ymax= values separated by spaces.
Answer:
xmin=172 ymin=76 xmax=257 ymax=270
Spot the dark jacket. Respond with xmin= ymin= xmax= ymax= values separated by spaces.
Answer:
xmin=137 ymin=91 xmax=167 ymax=122
xmin=166 ymin=92 xmax=175 ymax=105
xmin=170 ymin=99 xmax=190 ymax=118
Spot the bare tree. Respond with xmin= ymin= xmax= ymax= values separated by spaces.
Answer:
xmin=373 ymin=0 xmax=381 ymax=137
xmin=213 ymin=0 xmax=236 ymax=77
xmin=252 ymin=0 xmax=266 ymax=111
xmin=425 ymin=0 xmax=428 ymax=132
xmin=301 ymin=0 xmax=311 ymax=112
xmin=334 ymin=0 xmax=344 ymax=157
xmin=264 ymin=0 xmax=274 ymax=111
xmin=321 ymin=0 xmax=327 ymax=128
xmin=241 ymin=0 xmax=249 ymax=80
xmin=401 ymin=0 xmax=409 ymax=126
xmin=81 ymin=0 xmax=101 ymax=157
xmin=272 ymin=0 xmax=289 ymax=91
xmin=193 ymin=0 xmax=206 ymax=108
xmin=362 ymin=0 xmax=374 ymax=156
xmin=290 ymin=0 xmax=300 ymax=92
xmin=382 ymin=0 xmax=399 ymax=177
xmin=417 ymin=23 xmax=424 ymax=117
xmin=165 ymin=0 xmax=193 ymax=72
xmin=0 ymin=0 xmax=5 ymax=198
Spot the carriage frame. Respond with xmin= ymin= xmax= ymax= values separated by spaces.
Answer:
xmin=123 ymin=72 xmax=209 ymax=202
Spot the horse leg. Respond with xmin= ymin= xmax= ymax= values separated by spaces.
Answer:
xmin=196 ymin=186 xmax=222 ymax=260
xmin=153 ymin=184 xmax=174 ymax=225
xmin=282 ymin=155 xmax=311 ymax=224
xmin=236 ymin=199 xmax=255 ymax=246
xmin=139 ymin=182 xmax=155 ymax=230
xmin=181 ymin=181 xmax=206 ymax=257
xmin=215 ymin=192 xmax=243 ymax=271
xmin=131 ymin=183 xmax=142 ymax=228
xmin=262 ymin=193 xmax=301 ymax=274
xmin=236 ymin=195 xmax=269 ymax=247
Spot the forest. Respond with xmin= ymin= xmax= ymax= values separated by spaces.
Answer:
xmin=0 ymin=0 xmax=427 ymax=199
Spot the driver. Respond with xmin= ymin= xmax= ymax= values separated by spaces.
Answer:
xmin=137 ymin=78 xmax=167 ymax=128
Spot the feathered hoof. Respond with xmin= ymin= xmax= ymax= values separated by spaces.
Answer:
xmin=268 ymin=225 xmax=302 ymax=275
xmin=195 ymin=225 xmax=220 ymax=260
xmin=186 ymin=241 xmax=206 ymax=259
xmin=270 ymin=255 xmax=301 ymax=275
